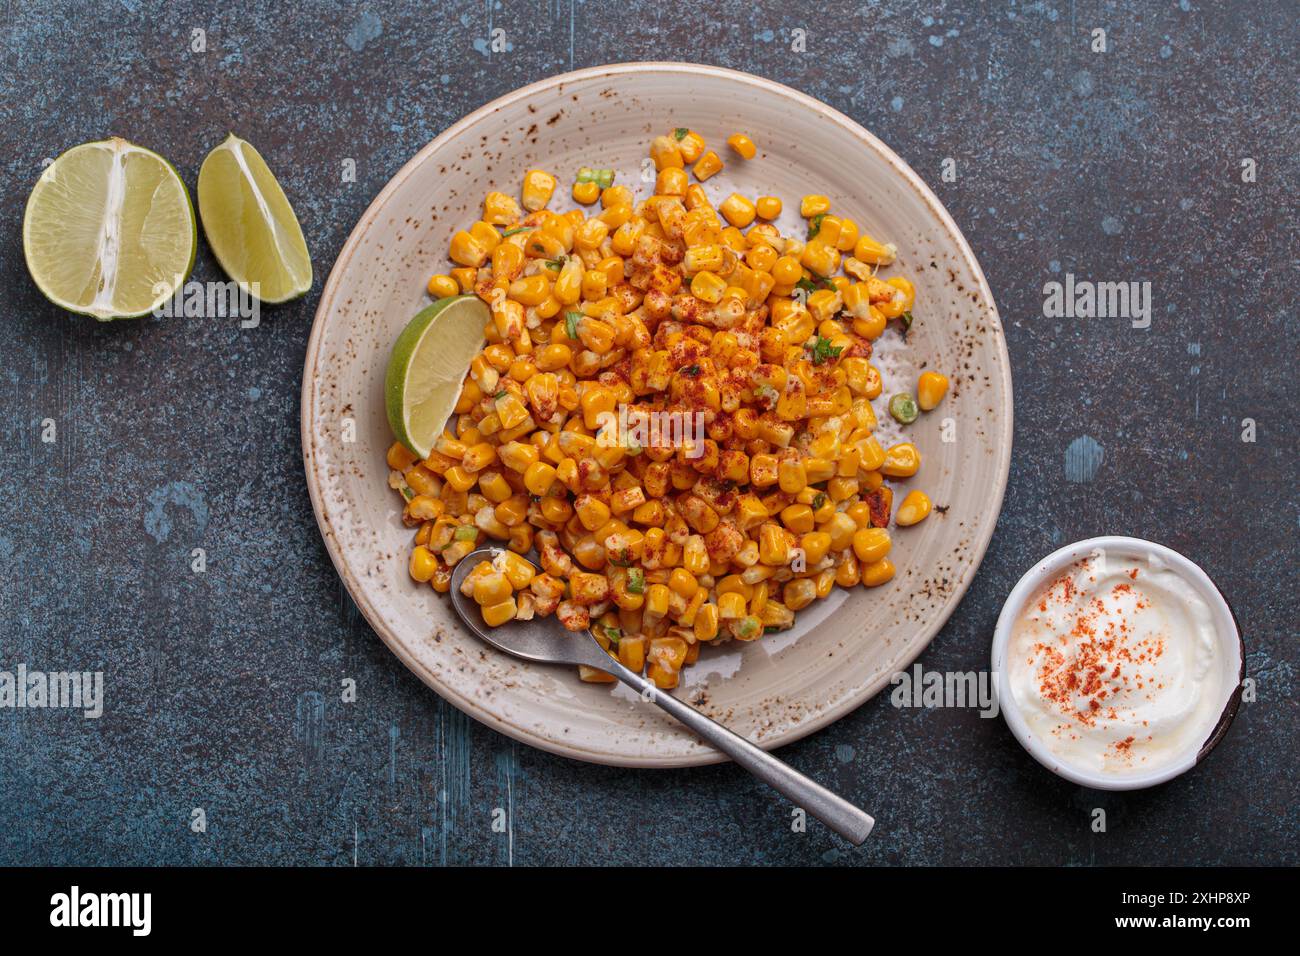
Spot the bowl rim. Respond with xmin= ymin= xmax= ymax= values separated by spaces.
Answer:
xmin=990 ymin=535 xmax=1245 ymax=791
xmin=301 ymin=61 xmax=1014 ymax=766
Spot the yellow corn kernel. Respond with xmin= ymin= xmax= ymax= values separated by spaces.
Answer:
xmin=725 ymin=133 xmax=757 ymax=159
xmin=498 ymin=441 xmax=539 ymax=473
xmin=800 ymin=531 xmax=832 ymax=565
xmin=758 ymin=523 xmax=790 ymax=566
xmin=426 ymin=274 xmax=459 ymax=298
xmin=777 ymin=459 xmax=806 ymax=494
xmin=754 ymin=196 xmax=782 ymax=221
xmin=826 ymin=476 xmax=859 ymax=503
xmin=918 ymin=371 xmax=949 ymax=411
xmin=682 ymin=535 xmax=709 ymax=575
xmin=477 ymin=471 xmax=511 ymax=503
xmin=881 ymin=442 xmax=921 ymax=478
xmin=408 ymin=545 xmax=437 ymax=583
xmin=655 ymin=166 xmax=689 ymax=196
xmin=694 ymin=602 xmax=719 ymax=641
xmin=668 ymin=568 xmax=699 ymax=599
xmin=473 ymin=571 xmax=513 ymax=607
xmin=649 ymin=135 xmax=684 ymax=170
xmin=579 ymin=385 xmax=616 ymax=429
xmin=449 ymin=230 xmax=488 ymax=268
xmin=644 ymin=583 xmax=671 ymax=620
xmin=618 ymin=634 xmax=646 ymax=672
xmin=448 ymin=267 xmax=475 ymax=293
xmin=800 ymin=194 xmax=830 ymax=217
xmin=598 ymin=184 xmax=631 ymax=209
xmin=575 ymin=494 xmax=611 ymax=531
xmin=853 ymin=233 xmax=896 ymax=266
xmin=674 ymin=129 xmax=705 ymax=163
xmin=783 ymin=578 xmax=816 ymax=611
xmin=572 ymin=180 xmax=600 ymax=204
xmin=441 ymin=465 xmax=475 ymax=493
xmin=824 ymin=512 xmax=857 ymax=551
xmin=780 ymin=503 xmax=814 ymax=534
xmin=523 ymin=461 xmax=557 ymax=496
xmin=506 ymin=274 xmax=549 ymax=306
xmin=852 ymin=527 xmax=892 ymax=563
xmin=836 ymin=217 xmax=860 ymax=252
xmin=719 ymin=193 xmax=757 ymax=229
xmin=461 ymin=442 xmax=497 ymax=473
xmin=690 ymin=271 xmax=727 ymax=304
xmin=800 ymin=240 xmax=840 ymax=278
xmin=861 ymin=558 xmax=896 ymax=588
xmin=896 ymin=490 xmax=933 ymax=526
xmin=714 ymin=591 xmax=743 ymax=620
xmin=521 ymin=170 xmax=557 ymax=212
xmin=692 ymin=150 xmax=723 ymax=181
xmin=387 ymin=441 xmax=418 ymax=471
xmin=481 ymin=597 xmax=518 ymax=627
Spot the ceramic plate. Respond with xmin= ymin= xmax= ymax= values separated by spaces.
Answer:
xmin=302 ymin=63 xmax=1013 ymax=767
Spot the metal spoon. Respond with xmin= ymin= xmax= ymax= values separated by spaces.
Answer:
xmin=449 ymin=547 xmax=875 ymax=845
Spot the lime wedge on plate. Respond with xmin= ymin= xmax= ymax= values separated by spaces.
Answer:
xmin=197 ymin=133 xmax=312 ymax=303
xmin=23 ymin=138 xmax=197 ymax=320
xmin=386 ymin=295 xmax=489 ymax=459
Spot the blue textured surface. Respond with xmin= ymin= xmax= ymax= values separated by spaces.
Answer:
xmin=1 ymin=0 xmax=1296 ymax=866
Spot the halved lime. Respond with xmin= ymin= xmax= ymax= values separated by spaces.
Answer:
xmin=386 ymin=295 xmax=489 ymax=459
xmin=23 ymin=138 xmax=197 ymax=320
xmin=197 ymin=133 xmax=312 ymax=304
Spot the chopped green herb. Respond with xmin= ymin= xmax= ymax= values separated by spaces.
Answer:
xmin=603 ymin=625 xmax=622 ymax=645
xmin=755 ymin=383 xmax=779 ymax=405
xmin=900 ymin=310 xmax=914 ymax=330
xmin=809 ymin=336 xmax=844 ymax=365
xmin=681 ymin=364 xmax=700 ymax=377
xmin=735 ymin=617 xmax=760 ymax=639
xmin=543 ymin=257 xmax=566 ymax=271
xmin=673 ymin=127 xmax=689 ymax=141
xmin=811 ymin=492 xmax=827 ymax=512
xmin=494 ymin=390 xmax=507 ymax=399
xmin=795 ymin=275 xmax=835 ymax=294
xmin=889 ymin=393 xmax=919 ymax=425
xmin=764 ymin=625 xmax=780 ymax=635
xmin=400 ymin=486 xmax=415 ymax=501
xmin=565 ymin=311 xmax=581 ymax=339
xmin=626 ymin=567 xmax=645 ymax=594
xmin=576 ymin=166 xmax=596 ymax=183
xmin=501 ymin=226 xmax=530 ymax=237
xmin=807 ymin=213 xmax=826 ymax=240
xmin=453 ymin=525 xmax=478 ymax=542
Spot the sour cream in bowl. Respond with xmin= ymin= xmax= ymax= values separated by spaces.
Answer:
xmin=991 ymin=537 xmax=1243 ymax=790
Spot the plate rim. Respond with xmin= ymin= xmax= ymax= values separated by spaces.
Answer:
xmin=301 ymin=61 xmax=1015 ymax=768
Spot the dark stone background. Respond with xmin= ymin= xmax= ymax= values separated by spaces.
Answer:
xmin=0 ymin=1 xmax=1295 ymax=866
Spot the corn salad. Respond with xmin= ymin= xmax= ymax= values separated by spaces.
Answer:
xmin=389 ymin=128 xmax=948 ymax=690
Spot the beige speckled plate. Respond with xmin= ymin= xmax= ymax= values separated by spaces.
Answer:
xmin=302 ymin=63 xmax=1012 ymax=767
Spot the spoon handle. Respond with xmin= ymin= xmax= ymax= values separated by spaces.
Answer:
xmin=608 ymin=660 xmax=875 ymax=845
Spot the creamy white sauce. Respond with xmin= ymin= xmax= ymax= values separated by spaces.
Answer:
xmin=1007 ymin=553 xmax=1226 ymax=776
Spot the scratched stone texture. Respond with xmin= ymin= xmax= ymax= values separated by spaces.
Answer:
xmin=0 ymin=0 xmax=1295 ymax=866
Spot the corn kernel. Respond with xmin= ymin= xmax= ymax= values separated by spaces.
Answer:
xmin=896 ymin=490 xmax=933 ymax=526
xmin=692 ymin=150 xmax=723 ymax=181
xmin=861 ymin=558 xmax=896 ymax=588
xmin=918 ymin=371 xmax=949 ymax=411
xmin=726 ymin=133 xmax=757 ymax=159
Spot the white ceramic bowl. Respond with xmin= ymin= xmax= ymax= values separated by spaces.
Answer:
xmin=302 ymin=63 xmax=1013 ymax=766
xmin=991 ymin=536 xmax=1244 ymax=790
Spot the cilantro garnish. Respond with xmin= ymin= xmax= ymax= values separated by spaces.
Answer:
xmin=809 ymin=336 xmax=843 ymax=365
xmin=565 ymin=311 xmax=581 ymax=339
xmin=807 ymin=213 xmax=826 ymax=240
xmin=673 ymin=127 xmax=689 ymax=141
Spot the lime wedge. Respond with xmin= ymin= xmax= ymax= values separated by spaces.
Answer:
xmin=197 ymin=133 xmax=312 ymax=304
xmin=386 ymin=295 xmax=489 ymax=459
xmin=23 ymin=138 xmax=196 ymax=320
